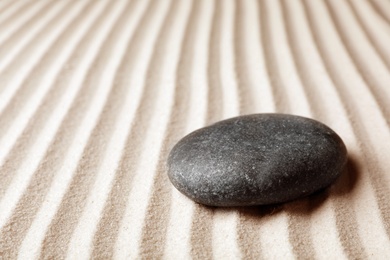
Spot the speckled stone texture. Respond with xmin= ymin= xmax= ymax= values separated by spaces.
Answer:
xmin=167 ymin=114 xmax=347 ymax=207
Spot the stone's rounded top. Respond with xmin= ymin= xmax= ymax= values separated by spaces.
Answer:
xmin=167 ymin=113 xmax=347 ymax=207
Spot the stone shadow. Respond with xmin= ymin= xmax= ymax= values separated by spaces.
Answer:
xmin=202 ymin=155 xmax=361 ymax=218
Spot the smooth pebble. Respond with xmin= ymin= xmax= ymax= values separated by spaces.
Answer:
xmin=167 ymin=114 xmax=347 ymax=207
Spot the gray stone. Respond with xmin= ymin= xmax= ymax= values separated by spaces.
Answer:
xmin=167 ymin=114 xmax=347 ymax=207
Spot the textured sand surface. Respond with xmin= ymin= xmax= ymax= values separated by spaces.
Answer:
xmin=0 ymin=0 xmax=389 ymax=259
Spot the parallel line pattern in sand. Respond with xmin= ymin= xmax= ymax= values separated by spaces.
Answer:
xmin=0 ymin=0 xmax=389 ymax=258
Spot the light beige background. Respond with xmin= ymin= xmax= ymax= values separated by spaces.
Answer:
xmin=0 ymin=0 xmax=389 ymax=259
